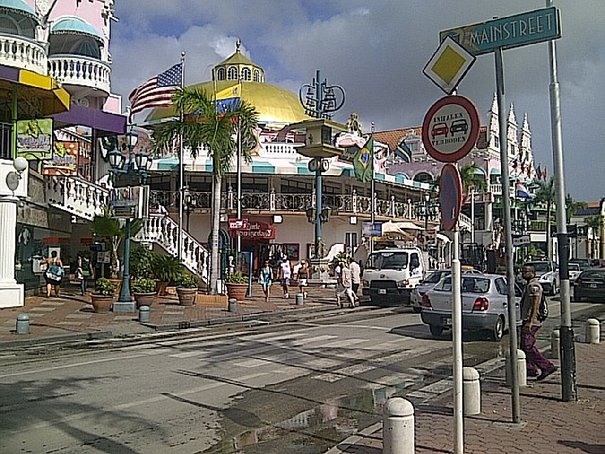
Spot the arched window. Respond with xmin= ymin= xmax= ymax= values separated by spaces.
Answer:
xmin=253 ymin=70 xmax=261 ymax=82
xmin=227 ymin=67 xmax=238 ymax=80
xmin=241 ymin=67 xmax=251 ymax=81
xmin=0 ymin=14 xmax=35 ymax=38
xmin=413 ymin=172 xmax=433 ymax=184
xmin=216 ymin=67 xmax=225 ymax=80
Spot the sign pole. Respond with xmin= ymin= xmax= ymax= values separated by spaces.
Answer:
xmin=452 ymin=224 xmax=463 ymax=453
xmin=546 ymin=0 xmax=575 ymax=402
xmin=495 ymin=47 xmax=521 ymax=423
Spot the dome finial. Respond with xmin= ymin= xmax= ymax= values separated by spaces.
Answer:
xmin=236 ymin=38 xmax=241 ymax=52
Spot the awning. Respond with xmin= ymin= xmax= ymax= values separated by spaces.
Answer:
xmin=51 ymin=17 xmax=103 ymax=41
xmin=52 ymin=104 xmax=127 ymax=135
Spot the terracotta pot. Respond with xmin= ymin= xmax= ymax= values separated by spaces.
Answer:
xmin=176 ymin=287 xmax=197 ymax=306
xmin=226 ymin=283 xmax=248 ymax=301
xmin=133 ymin=292 xmax=156 ymax=308
xmin=155 ymin=281 xmax=169 ymax=296
xmin=108 ymin=278 xmax=122 ymax=297
xmin=90 ymin=294 xmax=114 ymax=313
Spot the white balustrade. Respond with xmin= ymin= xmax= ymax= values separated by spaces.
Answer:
xmin=45 ymin=176 xmax=109 ymax=221
xmin=47 ymin=55 xmax=111 ymax=94
xmin=134 ymin=215 xmax=209 ymax=282
xmin=459 ymin=213 xmax=472 ymax=230
xmin=0 ymin=34 xmax=47 ymax=74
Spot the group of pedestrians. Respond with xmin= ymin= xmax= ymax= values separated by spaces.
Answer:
xmin=258 ymin=256 xmax=310 ymax=303
xmin=334 ymin=258 xmax=361 ymax=308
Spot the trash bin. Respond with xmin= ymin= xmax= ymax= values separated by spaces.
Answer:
xmin=296 ymin=293 xmax=304 ymax=306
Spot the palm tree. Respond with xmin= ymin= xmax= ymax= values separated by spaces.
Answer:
xmin=533 ymin=177 xmax=555 ymax=260
xmin=584 ymin=215 xmax=603 ymax=259
xmin=153 ymin=87 xmax=259 ymax=294
xmin=459 ymin=163 xmax=487 ymax=197
xmin=565 ymin=193 xmax=586 ymax=224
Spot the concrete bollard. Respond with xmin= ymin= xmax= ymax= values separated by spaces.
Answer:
xmin=228 ymin=298 xmax=238 ymax=313
xmin=383 ymin=397 xmax=414 ymax=454
xmin=138 ymin=305 xmax=150 ymax=323
xmin=16 ymin=313 xmax=29 ymax=335
xmin=463 ymin=367 xmax=481 ymax=416
xmin=551 ymin=329 xmax=560 ymax=359
xmin=296 ymin=293 xmax=304 ymax=306
xmin=586 ymin=318 xmax=601 ymax=344
xmin=506 ymin=349 xmax=527 ymax=388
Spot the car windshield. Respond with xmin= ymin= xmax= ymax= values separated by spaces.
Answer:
xmin=425 ymin=271 xmax=447 ymax=283
xmin=436 ymin=276 xmax=491 ymax=293
xmin=571 ymin=260 xmax=591 ymax=270
xmin=568 ymin=263 xmax=581 ymax=271
xmin=526 ymin=262 xmax=550 ymax=273
xmin=579 ymin=270 xmax=605 ymax=279
xmin=366 ymin=252 xmax=409 ymax=270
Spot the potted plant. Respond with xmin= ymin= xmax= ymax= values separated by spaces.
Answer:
xmin=225 ymin=271 xmax=249 ymax=301
xmin=90 ymin=277 xmax=116 ymax=313
xmin=175 ymin=273 xmax=199 ymax=306
xmin=132 ymin=277 xmax=157 ymax=308
xmin=151 ymin=254 xmax=183 ymax=295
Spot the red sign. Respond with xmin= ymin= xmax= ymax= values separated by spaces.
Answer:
xmin=439 ymin=164 xmax=463 ymax=231
xmin=228 ymin=218 xmax=250 ymax=230
xmin=238 ymin=221 xmax=275 ymax=239
xmin=421 ymin=95 xmax=480 ymax=163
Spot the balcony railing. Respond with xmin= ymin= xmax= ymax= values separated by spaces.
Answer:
xmin=150 ymin=189 xmax=439 ymax=223
xmin=0 ymin=34 xmax=47 ymax=74
xmin=45 ymin=176 xmax=109 ymax=221
xmin=47 ymin=55 xmax=111 ymax=94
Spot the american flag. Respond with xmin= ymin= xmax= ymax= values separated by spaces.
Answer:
xmin=128 ymin=62 xmax=182 ymax=119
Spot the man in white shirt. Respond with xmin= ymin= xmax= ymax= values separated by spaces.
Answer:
xmin=349 ymin=259 xmax=361 ymax=303
xmin=279 ymin=257 xmax=292 ymax=299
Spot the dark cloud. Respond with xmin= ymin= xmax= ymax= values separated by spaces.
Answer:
xmin=111 ymin=0 xmax=604 ymax=201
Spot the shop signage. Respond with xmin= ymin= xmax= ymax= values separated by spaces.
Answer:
xmin=238 ymin=221 xmax=275 ymax=239
xmin=42 ymin=141 xmax=79 ymax=176
xmin=228 ymin=218 xmax=250 ymax=230
xmin=16 ymin=118 xmax=53 ymax=160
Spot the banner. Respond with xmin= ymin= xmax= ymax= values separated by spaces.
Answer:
xmin=42 ymin=141 xmax=78 ymax=176
xmin=16 ymin=119 xmax=53 ymax=160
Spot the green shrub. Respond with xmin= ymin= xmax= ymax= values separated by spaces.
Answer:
xmin=131 ymin=246 xmax=155 ymax=278
xmin=151 ymin=254 xmax=183 ymax=285
xmin=226 ymin=271 xmax=248 ymax=284
xmin=132 ymin=277 xmax=157 ymax=294
xmin=95 ymin=278 xmax=116 ymax=296
xmin=176 ymin=273 xmax=199 ymax=289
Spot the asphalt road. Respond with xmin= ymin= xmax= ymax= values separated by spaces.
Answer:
xmin=0 ymin=298 xmax=603 ymax=454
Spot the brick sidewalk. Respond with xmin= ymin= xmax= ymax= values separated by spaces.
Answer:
xmin=0 ymin=283 xmax=340 ymax=343
xmin=335 ymin=341 xmax=605 ymax=453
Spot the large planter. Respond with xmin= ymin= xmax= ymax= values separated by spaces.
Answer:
xmin=176 ymin=287 xmax=197 ymax=306
xmin=90 ymin=294 xmax=114 ymax=313
xmin=226 ymin=283 xmax=248 ymax=301
xmin=155 ymin=280 xmax=169 ymax=296
xmin=108 ymin=278 xmax=122 ymax=297
xmin=133 ymin=292 xmax=156 ymax=308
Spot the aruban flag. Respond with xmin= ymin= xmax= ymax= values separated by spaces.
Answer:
xmin=394 ymin=138 xmax=412 ymax=163
xmin=128 ymin=62 xmax=183 ymax=119
xmin=354 ymin=136 xmax=373 ymax=183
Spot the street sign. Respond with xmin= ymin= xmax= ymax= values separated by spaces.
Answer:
xmin=439 ymin=163 xmax=462 ymax=231
xmin=512 ymin=234 xmax=530 ymax=247
xmin=423 ymin=35 xmax=476 ymax=95
xmin=440 ymin=6 xmax=561 ymax=56
xmin=422 ymin=95 xmax=480 ymax=163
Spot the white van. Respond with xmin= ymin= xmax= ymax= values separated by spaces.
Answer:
xmin=362 ymin=247 xmax=426 ymax=305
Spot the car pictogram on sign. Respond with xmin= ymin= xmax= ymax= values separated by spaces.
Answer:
xmin=449 ymin=119 xmax=468 ymax=136
xmin=431 ymin=122 xmax=449 ymax=139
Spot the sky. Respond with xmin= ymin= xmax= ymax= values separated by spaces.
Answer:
xmin=110 ymin=1 xmax=604 ymax=202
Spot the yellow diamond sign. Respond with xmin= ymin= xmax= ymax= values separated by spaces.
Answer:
xmin=424 ymin=36 xmax=476 ymax=95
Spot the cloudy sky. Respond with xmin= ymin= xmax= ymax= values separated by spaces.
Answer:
xmin=110 ymin=1 xmax=604 ymax=202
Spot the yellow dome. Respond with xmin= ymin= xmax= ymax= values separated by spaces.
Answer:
xmin=146 ymin=80 xmax=311 ymax=129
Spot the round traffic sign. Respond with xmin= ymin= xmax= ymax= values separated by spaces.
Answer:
xmin=439 ymin=163 xmax=462 ymax=231
xmin=422 ymin=95 xmax=480 ymax=163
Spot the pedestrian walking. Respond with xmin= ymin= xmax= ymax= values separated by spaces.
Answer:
xmin=350 ymin=258 xmax=361 ymax=302
xmin=520 ymin=265 xmax=557 ymax=380
xmin=278 ymin=256 xmax=292 ymax=299
xmin=75 ymin=255 xmax=94 ymax=296
xmin=296 ymin=260 xmax=310 ymax=297
xmin=259 ymin=260 xmax=273 ymax=302
xmin=44 ymin=251 xmax=64 ymax=298
xmin=336 ymin=260 xmax=356 ymax=308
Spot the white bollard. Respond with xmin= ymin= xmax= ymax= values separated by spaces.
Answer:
xmin=506 ymin=349 xmax=527 ymax=388
xmin=383 ymin=397 xmax=414 ymax=454
xmin=463 ymin=367 xmax=481 ymax=415
xmin=586 ymin=318 xmax=601 ymax=344
xmin=551 ymin=329 xmax=560 ymax=359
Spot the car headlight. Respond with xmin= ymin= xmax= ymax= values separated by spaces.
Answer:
xmin=396 ymin=279 xmax=410 ymax=288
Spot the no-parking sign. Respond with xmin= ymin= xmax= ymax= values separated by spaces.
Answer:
xmin=439 ymin=163 xmax=463 ymax=231
xmin=422 ymin=95 xmax=480 ymax=163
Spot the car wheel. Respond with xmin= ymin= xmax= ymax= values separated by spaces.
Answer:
xmin=491 ymin=316 xmax=505 ymax=341
xmin=413 ymin=306 xmax=422 ymax=314
xmin=429 ymin=324 xmax=444 ymax=338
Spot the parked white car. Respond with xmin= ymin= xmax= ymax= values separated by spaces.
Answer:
xmin=568 ymin=262 xmax=582 ymax=284
xmin=410 ymin=268 xmax=482 ymax=313
xmin=420 ymin=274 xmax=522 ymax=341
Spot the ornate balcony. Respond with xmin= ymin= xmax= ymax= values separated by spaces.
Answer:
xmin=45 ymin=176 xmax=109 ymax=221
xmin=47 ymin=55 xmax=111 ymax=94
xmin=0 ymin=34 xmax=46 ymax=74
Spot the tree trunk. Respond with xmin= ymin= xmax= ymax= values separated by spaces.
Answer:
xmin=546 ymin=201 xmax=552 ymax=261
xmin=209 ymin=172 xmax=222 ymax=294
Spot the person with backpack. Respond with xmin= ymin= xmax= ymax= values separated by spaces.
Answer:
xmin=520 ymin=265 xmax=557 ymax=381
xmin=44 ymin=251 xmax=64 ymax=298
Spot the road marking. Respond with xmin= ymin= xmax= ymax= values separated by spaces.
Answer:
xmin=321 ymin=338 xmax=368 ymax=348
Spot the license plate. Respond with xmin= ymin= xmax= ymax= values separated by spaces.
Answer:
xmin=590 ymin=283 xmax=597 ymax=288
xmin=378 ymin=289 xmax=387 ymax=295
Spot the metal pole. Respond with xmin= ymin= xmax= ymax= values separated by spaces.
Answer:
xmin=236 ymin=116 xmax=242 ymax=256
xmin=495 ymin=47 xmax=521 ymax=423
xmin=452 ymin=226 xmax=463 ymax=453
xmin=177 ymin=52 xmax=186 ymax=261
xmin=315 ymin=166 xmax=323 ymax=258
xmin=370 ymin=123 xmax=375 ymax=254
xmin=118 ymin=218 xmax=132 ymax=302
xmin=546 ymin=0 xmax=575 ymax=401
xmin=470 ymin=188 xmax=475 ymax=243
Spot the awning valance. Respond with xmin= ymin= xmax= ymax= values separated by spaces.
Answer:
xmin=52 ymin=104 xmax=126 ymax=135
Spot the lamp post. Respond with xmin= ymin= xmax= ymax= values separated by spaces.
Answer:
xmin=184 ymin=190 xmax=197 ymax=232
xmin=108 ymin=128 xmax=151 ymax=312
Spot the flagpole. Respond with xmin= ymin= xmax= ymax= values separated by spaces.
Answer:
xmin=370 ymin=122 xmax=375 ymax=255
xmin=178 ymin=51 xmax=185 ymax=261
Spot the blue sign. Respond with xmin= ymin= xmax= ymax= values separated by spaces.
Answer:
xmin=440 ymin=6 xmax=561 ymax=56
xmin=439 ymin=164 xmax=462 ymax=231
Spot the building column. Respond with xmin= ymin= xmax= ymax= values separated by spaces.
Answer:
xmin=0 ymin=197 xmax=24 ymax=308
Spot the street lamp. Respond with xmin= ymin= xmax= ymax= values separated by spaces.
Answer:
xmin=184 ymin=190 xmax=197 ymax=232
xmin=108 ymin=128 xmax=151 ymax=312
